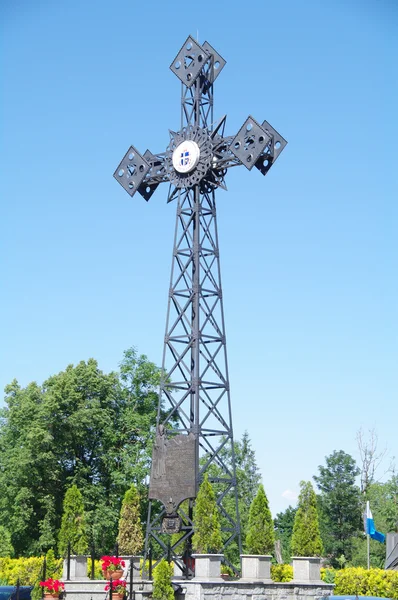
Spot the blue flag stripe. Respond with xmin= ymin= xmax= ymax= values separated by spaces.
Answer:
xmin=364 ymin=501 xmax=386 ymax=543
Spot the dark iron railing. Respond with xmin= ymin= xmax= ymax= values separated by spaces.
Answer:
xmin=42 ymin=557 xmax=47 ymax=596
xmin=61 ymin=541 xmax=142 ymax=600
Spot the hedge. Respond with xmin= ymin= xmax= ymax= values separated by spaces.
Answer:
xmin=334 ymin=567 xmax=398 ymax=598
xmin=271 ymin=563 xmax=398 ymax=598
xmin=271 ymin=564 xmax=293 ymax=581
xmin=0 ymin=555 xmax=63 ymax=600
xmin=0 ymin=557 xmax=53 ymax=586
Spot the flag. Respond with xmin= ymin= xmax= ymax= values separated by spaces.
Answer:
xmin=364 ymin=500 xmax=385 ymax=543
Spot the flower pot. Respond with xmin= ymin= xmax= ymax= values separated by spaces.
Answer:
xmin=44 ymin=594 xmax=60 ymax=600
xmin=105 ymin=569 xmax=124 ymax=580
xmin=111 ymin=594 xmax=125 ymax=600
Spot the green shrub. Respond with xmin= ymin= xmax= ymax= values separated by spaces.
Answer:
xmin=271 ymin=563 xmax=398 ymax=594
xmin=0 ymin=557 xmax=46 ymax=585
xmin=44 ymin=549 xmax=62 ymax=579
xmin=290 ymin=481 xmax=323 ymax=557
xmin=271 ymin=563 xmax=293 ymax=582
xmin=117 ymin=484 xmax=144 ymax=555
xmin=58 ymin=484 xmax=88 ymax=556
xmin=334 ymin=567 xmax=398 ymax=598
xmin=246 ymin=484 xmax=274 ymax=555
xmin=221 ymin=564 xmax=235 ymax=577
xmin=321 ymin=567 xmax=336 ymax=584
xmin=192 ymin=474 xmax=222 ymax=554
xmin=87 ymin=558 xmax=102 ymax=579
xmin=152 ymin=559 xmax=174 ymax=600
xmin=389 ymin=574 xmax=398 ymax=600
xmin=0 ymin=554 xmax=63 ymax=586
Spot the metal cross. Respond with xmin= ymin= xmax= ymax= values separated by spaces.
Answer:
xmin=114 ymin=36 xmax=287 ymax=576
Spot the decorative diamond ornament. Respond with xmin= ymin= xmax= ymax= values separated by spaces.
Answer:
xmin=113 ymin=146 xmax=150 ymax=197
xmin=254 ymin=120 xmax=288 ymax=176
xmin=137 ymin=150 xmax=165 ymax=201
xmin=261 ymin=119 xmax=287 ymax=160
xmin=230 ymin=116 xmax=272 ymax=170
xmin=170 ymin=36 xmax=209 ymax=88
xmin=202 ymin=41 xmax=226 ymax=83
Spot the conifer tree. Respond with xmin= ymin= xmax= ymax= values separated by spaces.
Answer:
xmin=152 ymin=559 xmax=174 ymax=600
xmin=246 ymin=484 xmax=275 ymax=554
xmin=45 ymin=548 xmax=62 ymax=578
xmin=38 ymin=497 xmax=57 ymax=553
xmin=290 ymin=481 xmax=323 ymax=557
xmin=0 ymin=526 xmax=14 ymax=557
xmin=58 ymin=484 xmax=88 ymax=556
xmin=192 ymin=474 xmax=222 ymax=554
xmin=314 ymin=450 xmax=361 ymax=563
xmin=117 ymin=484 xmax=143 ymax=555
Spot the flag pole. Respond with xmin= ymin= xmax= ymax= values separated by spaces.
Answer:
xmin=367 ymin=533 xmax=370 ymax=569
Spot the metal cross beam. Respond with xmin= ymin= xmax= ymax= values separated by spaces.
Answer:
xmin=114 ymin=35 xmax=287 ymax=576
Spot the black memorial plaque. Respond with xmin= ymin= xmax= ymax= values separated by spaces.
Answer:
xmin=161 ymin=515 xmax=182 ymax=534
xmin=148 ymin=427 xmax=196 ymax=512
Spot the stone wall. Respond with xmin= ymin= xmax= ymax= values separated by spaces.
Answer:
xmin=63 ymin=555 xmax=334 ymax=600
xmin=64 ymin=577 xmax=334 ymax=600
xmin=176 ymin=580 xmax=334 ymax=600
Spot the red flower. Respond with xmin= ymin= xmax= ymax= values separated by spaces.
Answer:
xmin=100 ymin=556 xmax=125 ymax=571
xmin=39 ymin=579 xmax=65 ymax=594
xmin=104 ymin=579 xmax=126 ymax=595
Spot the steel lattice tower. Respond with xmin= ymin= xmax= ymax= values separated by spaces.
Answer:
xmin=114 ymin=36 xmax=287 ymax=575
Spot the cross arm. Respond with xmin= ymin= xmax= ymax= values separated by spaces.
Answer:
xmin=113 ymin=119 xmax=287 ymax=202
xmin=113 ymin=146 xmax=169 ymax=201
xmin=227 ymin=115 xmax=287 ymax=173
xmin=210 ymin=116 xmax=287 ymax=184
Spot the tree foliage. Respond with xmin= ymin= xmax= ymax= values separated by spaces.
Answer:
xmin=58 ymin=484 xmax=88 ymax=556
xmin=274 ymin=506 xmax=297 ymax=562
xmin=0 ymin=526 xmax=14 ymax=557
xmin=235 ymin=431 xmax=262 ymax=510
xmin=351 ymin=476 xmax=398 ymax=568
xmin=314 ymin=450 xmax=361 ymax=564
xmin=192 ymin=474 xmax=222 ymax=554
xmin=291 ymin=481 xmax=323 ymax=557
xmin=246 ymin=484 xmax=275 ymax=555
xmin=0 ymin=348 xmax=161 ymax=556
xmin=235 ymin=431 xmax=262 ymax=543
xmin=203 ymin=431 xmax=261 ymax=562
xmin=117 ymin=484 xmax=143 ymax=555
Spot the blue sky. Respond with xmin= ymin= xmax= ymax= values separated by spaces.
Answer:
xmin=1 ymin=0 xmax=397 ymax=515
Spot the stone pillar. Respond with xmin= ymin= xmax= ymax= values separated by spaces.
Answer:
xmin=240 ymin=555 xmax=272 ymax=580
xmin=62 ymin=555 xmax=89 ymax=580
xmin=192 ymin=554 xmax=223 ymax=580
xmin=292 ymin=556 xmax=322 ymax=582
